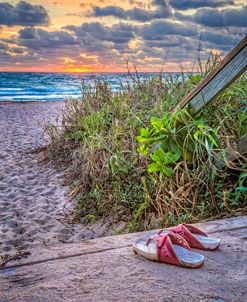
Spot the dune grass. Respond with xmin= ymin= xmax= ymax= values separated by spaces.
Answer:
xmin=44 ymin=61 xmax=247 ymax=232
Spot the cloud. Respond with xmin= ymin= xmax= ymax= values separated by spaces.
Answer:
xmin=144 ymin=36 xmax=189 ymax=49
xmin=195 ymin=5 xmax=247 ymax=27
xmin=0 ymin=1 xmax=50 ymax=27
xmin=0 ymin=42 xmax=9 ymax=50
xmin=0 ymin=52 xmax=36 ymax=64
xmin=79 ymin=2 xmax=93 ymax=8
xmin=177 ymin=5 xmax=247 ymax=27
xmin=200 ymin=31 xmax=238 ymax=47
xmin=90 ymin=1 xmax=171 ymax=21
xmin=169 ymin=0 xmax=234 ymax=10
xmin=65 ymin=22 xmax=134 ymax=45
xmin=127 ymin=7 xmax=169 ymax=21
xmin=92 ymin=6 xmax=126 ymax=18
xmin=11 ymin=47 xmax=28 ymax=54
xmin=137 ymin=20 xmax=198 ymax=40
xmin=53 ymin=1 xmax=63 ymax=5
xmin=153 ymin=0 xmax=169 ymax=7
xmin=128 ymin=0 xmax=147 ymax=8
xmin=0 ymin=41 xmax=37 ymax=66
xmin=5 ymin=22 xmax=135 ymax=68
xmin=16 ymin=27 xmax=79 ymax=50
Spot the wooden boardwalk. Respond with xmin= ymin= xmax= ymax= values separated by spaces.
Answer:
xmin=1 ymin=216 xmax=246 ymax=302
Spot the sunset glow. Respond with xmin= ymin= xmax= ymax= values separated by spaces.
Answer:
xmin=0 ymin=0 xmax=246 ymax=72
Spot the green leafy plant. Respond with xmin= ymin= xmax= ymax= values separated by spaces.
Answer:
xmin=137 ymin=109 xmax=221 ymax=177
xmin=236 ymin=172 xmax=247 ymax=192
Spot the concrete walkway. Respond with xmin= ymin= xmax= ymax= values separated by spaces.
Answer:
xmin=0 ymin=216 xmax=247 ymax=302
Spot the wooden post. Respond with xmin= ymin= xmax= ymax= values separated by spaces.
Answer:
xmin=176 ymin=36 xmax=247 ymax=113
xmin=214 ymin=134 xmax=247 ymax=170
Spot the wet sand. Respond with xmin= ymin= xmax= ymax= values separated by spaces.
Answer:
xmin=0 ymin=101 xmax=98 ymax=261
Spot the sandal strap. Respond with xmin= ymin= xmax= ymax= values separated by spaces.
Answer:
xmin=147 ymin=233 xmax=191 ymax=266
xmin=183 ymin=223 xmax=207 ymax=236
xmin=170 ymin=224 xmax=207 ymax=249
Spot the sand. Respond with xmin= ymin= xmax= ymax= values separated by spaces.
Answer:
xmin=0 ymin=101 xmax=102 ymax=261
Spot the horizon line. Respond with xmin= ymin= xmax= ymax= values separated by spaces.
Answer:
xmin=0 ymin=70 xmax=194 ymax=74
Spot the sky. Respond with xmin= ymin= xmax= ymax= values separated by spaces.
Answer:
xmin=0 ymin=0 xmax=246 ymax=72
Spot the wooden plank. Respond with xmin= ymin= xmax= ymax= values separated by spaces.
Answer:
xmin=177 ymin=36 xmax=247 ymax=113
xmin=0 ymin=226 xmax=246 ymax=302
xmin=1 ymin=215 xmax=246 ymax=270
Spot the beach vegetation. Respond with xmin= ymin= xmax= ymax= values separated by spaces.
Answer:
xmin=44 ymin=57 xmax=247 ymax=232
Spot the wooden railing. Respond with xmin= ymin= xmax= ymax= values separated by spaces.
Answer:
xmin=177 ymin=36 xmax=247 ymax=166
xmin=176 ymin=36 xmax=247 ymax=113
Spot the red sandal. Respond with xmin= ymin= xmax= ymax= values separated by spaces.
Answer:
xmin=133 ymin=232 xmax=204 ymax=268
xmin=165 ymin=224 xmax=221 ymax=250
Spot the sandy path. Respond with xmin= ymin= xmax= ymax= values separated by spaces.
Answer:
xmin=0 ymin=102 xmax=96 ymax=259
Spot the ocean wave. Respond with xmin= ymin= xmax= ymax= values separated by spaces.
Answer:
xmin=0 ymin=71 xmax=165 ymax=102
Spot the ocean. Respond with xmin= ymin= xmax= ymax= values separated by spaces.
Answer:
xmin=0 ymin=72 xmax=168 ymax=102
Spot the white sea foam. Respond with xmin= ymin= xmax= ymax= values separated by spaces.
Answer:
xmin=0 ymin=71 xmax=167 ymax=102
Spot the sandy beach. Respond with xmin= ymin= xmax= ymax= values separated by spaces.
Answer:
xmin=0 ymin=101 xmax=99 ymax=261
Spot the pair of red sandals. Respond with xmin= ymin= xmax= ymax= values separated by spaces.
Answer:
xmin=133 ymin=224 xmax=221 ymax=268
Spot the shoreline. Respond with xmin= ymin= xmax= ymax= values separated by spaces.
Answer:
xmin=0 ymin=99 xmax=67 ymax=104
